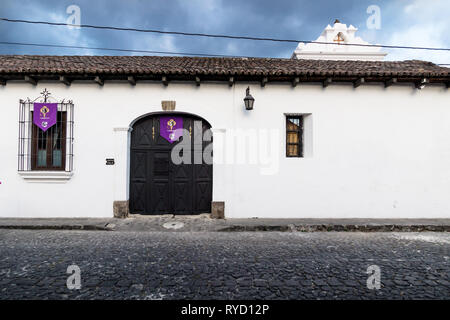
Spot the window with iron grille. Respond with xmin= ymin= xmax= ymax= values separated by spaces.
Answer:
xmin=18 ymin=89 xmax=74 ymax=172
xmin=286 ymin=115 xmax=303 ymax=157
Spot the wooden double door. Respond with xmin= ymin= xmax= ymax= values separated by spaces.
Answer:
xmin=129 ymin=114 xmax=212 ymax=215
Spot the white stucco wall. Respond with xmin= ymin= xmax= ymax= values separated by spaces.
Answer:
xmin=0 ymin=80 xmax=449 ymax=218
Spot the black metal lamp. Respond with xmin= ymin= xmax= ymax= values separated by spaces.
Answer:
xmin=244 ymin=87 xmax=255 ymax=110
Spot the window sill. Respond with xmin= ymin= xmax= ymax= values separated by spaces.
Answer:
xmin=18 ymin=171 xmax=73 ymax=183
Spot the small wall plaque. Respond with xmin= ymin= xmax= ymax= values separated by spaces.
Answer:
xmin=161 ymin=100 xmax=176 ymax=111
xmin=106 ymin=158 xmax=115 ymax=165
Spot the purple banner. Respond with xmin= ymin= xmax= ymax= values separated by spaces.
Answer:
xmin=33 ymin=103 xmax=57 ymax=132
xmin=160 ymin=116 xmax=183 ymax=143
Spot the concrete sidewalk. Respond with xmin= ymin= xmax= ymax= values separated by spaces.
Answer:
xmin=0 ymin=214 xmax=449 ymax=232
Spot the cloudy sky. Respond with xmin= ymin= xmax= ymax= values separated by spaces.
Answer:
xmin=0 ymin=0 xmax=448 ymax=64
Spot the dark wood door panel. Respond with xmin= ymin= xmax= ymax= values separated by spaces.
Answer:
xmin=172 ymin=181 xmax=193 ymax=214
xmin=131 ymin=118 xmax=153 ymax=148
xmin=129 ymin=182 xmax=146 ymax=213
xmin=195 ymin=182 xmax=212 ymax=213
xmin=130 ymin=152 xmax=147 ymax=181
xmin=151 ymin=182 xmax=170 ymax=214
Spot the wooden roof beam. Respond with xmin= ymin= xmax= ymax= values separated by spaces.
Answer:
xmin=128 ymin=76 xmax=136 ymax=86
xmin=0 ymin=79 xmax=6 ymax=86
xmin=94 ymin=76 xmax=104 ymax=86
xmin=322 ymin=77 xmax=332 ymax=88
xmin=24 ymin=75 xmax=37 ymax=86
xmin=59 ymin=76 xmax=71 ymax=86
xmin=415 ymin=78 xmax=429 ymax=90
xmin=353 ymin=77 xmax=365 ymax=88
xmin=384 ymin=77 xmax=397 ymax=88
xmin=162 ymin=76 xmax=168 ymax=86
xmin=261 ymin=77 xmax=268 ymax=87
xmin=292 ymin=77 xmax=300 ymax=87
xmin=195 ymin=76 xmax=201 ymax=86
xmin=229 ymin=76 xmax=234 ymax=87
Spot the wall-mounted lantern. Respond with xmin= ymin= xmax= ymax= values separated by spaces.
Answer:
xmin=244 ymin=87 xmax=255 ymax=110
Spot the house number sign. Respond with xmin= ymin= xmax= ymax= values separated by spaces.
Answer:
xmin=106 ymin=158 xmax=115 ymax=165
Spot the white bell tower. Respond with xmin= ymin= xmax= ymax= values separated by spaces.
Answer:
xmin=292 ymin=19 xmax=387 ymax=61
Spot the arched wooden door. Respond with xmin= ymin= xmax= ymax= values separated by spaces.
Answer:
xmin=129 ymin=114 xmax=212 ymax=215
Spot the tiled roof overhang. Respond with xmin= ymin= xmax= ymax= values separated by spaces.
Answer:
xmin=0 ymin=55 xmax=449 ymax=86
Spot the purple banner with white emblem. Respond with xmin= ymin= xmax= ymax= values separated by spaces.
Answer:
xmin=33 ymin=103 xmax=57 ymax=132
xmin=160 ymin=116 xmax=183 ymax=143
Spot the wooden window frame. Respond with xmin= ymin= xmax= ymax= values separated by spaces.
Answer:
xmin=286 ymin=115 xmax=303 ymax=158
xmin=31 ymin=111 xmax=67 ymax=171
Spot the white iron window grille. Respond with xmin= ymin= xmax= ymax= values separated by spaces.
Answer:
xmin=18 ymin=89 xmax=74 ymax=172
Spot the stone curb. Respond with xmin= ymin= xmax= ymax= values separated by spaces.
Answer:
xmin=0 ymin=223 xmax=448 ymax=232
xmin=218 ymin=224 xmax=450 ymax=232
xmin=0 ymin=225 xmax=114 ymax=231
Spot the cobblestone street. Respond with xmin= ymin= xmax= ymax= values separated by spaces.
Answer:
xmin=0 ymin=230 xmax=448 ymax=300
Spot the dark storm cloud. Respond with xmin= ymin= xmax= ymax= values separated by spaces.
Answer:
xmin=0 ymin=0 xmax=448 ymax=63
